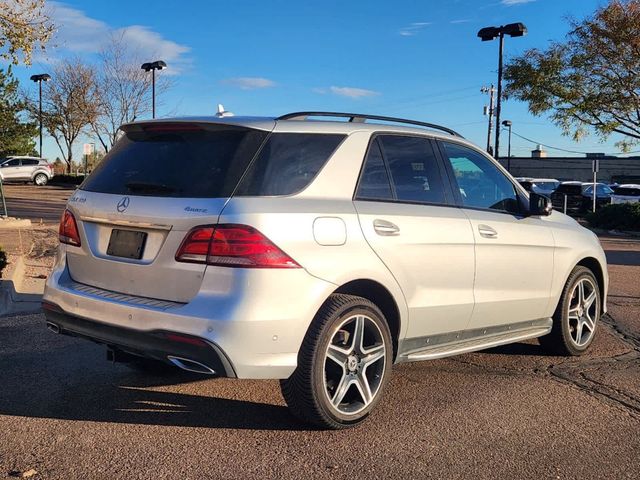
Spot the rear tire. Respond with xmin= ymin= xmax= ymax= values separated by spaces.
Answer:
xmin=539 ymin=266 xmax=601 ymax=356
xmin=280 ymin=294 xmax=392 ymax=429
xmin=34 ymin=173 xmax=48 ymax=186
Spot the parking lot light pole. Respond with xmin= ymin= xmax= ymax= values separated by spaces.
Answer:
xmin=477 ymin=23 xmax=527 ymax=160
xmin=502 ymin=120 xmax=513 ymax=171
xmin=29 ymin=73 xmax=51 ymax=158
xmin=141 ymin=61 xmax=167 ymax=119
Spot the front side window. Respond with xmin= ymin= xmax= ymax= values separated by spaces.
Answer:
xmin=4 ymin=159 xmax=20 ymax=167
xmin=442 ymin=142 xmax=520 ymax=214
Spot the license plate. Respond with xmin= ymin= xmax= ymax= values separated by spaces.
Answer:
xmin=107 ymin=229 xmax=147 ymax=260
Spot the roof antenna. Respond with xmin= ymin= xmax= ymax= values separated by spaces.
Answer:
xmin=216 ymin=104 xmax=234 ymax=117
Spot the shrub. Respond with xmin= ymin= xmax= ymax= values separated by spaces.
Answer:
xmin=49 ymin=174 xmax=85 ymax=186
xmin=0 ymin=247 xmax=7 ymax=278
xmin=586 ymin=203 xmax=640 ymax=231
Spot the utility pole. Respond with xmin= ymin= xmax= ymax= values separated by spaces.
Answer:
xmin=481 ymin=85 xmax=496 ymax=156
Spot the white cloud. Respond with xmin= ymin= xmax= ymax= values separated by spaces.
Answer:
xmin=41 ymin=2 xmax=190 ymax=72
xmin=399 ymin=22 xmax=432 ymax=36
xmin=450 ymin=19 xmax=472 ymax=24
xmin=327 ymin=86 xmax=380 ymax=99
xmin=501 ymin=0 xmax=536 ymax=5
xmin=221 ymin=77 xmax=277 ymax=90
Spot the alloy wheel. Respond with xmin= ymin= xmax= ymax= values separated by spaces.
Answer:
xmin=323 ymin=314 xmax=386 ymax=416
xmin=568 ymin=277 xmax=598 ymax=347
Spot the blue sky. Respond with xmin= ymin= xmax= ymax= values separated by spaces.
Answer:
xmin=10 ymin=0 xmax=623 ymax=161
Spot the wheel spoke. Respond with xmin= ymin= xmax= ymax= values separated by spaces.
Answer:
xmin=583 ymin=313 xmax=595 ymax=332
xmin=331 ymin=373 xmax=353 ymax=408
xmin=354 ymin=371 xmax=373 ymax=406
xmin=574 ymin=319 xmax=584 ymax=345
xmin=351 ymin=316 xmax=366 ymax=354
xmin=577 ymin=280 xmax=585 ymax=304
xmin=584 ymin=290 xmax=597 ymax=310
xmin=361 ymin=344 xmax=385 ymax=368
xmin=327 ymin=343 xmax=350 ymax=367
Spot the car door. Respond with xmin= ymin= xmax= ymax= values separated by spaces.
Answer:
xmin=438 ymin=140 xmax=554 ymax=329
xmin=20 ymin=159 xmax=40 ymax=180
xmin=354 ymin=134 xmax=476 ymax=341
xmin=0 ymin=159 xmax=21 ymax=180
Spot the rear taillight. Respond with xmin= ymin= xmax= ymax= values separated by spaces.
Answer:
xmin=59 ymin=209 xmax=81 ymax=246
xmin=175 ymin=224 xmax=300 ymax=268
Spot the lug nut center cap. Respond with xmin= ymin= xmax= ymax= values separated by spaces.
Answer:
xmin=347 ymin=355 xmax=358 ymax=372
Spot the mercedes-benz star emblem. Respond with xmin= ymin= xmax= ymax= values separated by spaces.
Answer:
xmin=116 ymin=196 xmax=130 ymax=213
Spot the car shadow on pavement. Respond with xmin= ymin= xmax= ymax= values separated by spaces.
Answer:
xmin=605 ymin=249 xmax=640 ymax=266
xmin=0 ymin=319 xmax=312 ymax=431
xmin=482 ymin=341 xmax=555 ymax=357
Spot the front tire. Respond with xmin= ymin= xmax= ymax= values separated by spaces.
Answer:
xmin=539 ymin=266 xmax=601 ymax=356
xmin=34 ymin=173 xmax=48 ymax=186
xmin=280 ymin=294 xmax=392 ymax=429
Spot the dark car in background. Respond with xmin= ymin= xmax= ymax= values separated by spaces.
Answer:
xmin=551 ymin=182 xmax=613 ymax=214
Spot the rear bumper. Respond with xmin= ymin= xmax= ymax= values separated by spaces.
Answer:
xmin=44 ymin=305 xmax=236 ymax=376
xmin=43 ymin=251 xmax=337 ymax=379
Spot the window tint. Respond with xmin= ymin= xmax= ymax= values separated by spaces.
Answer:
xmin=4 ymin=159 xmax=20 ymax=167
xmin=235 ymin=133 xmax=345 ymax=196
xmin=81 ymin=125 xmax=268 ymax=198
xmin=22 ymin=159 xmax=40 ymax=166
xmin=379 ymin=135 xmax=446 ymax=204
xmin=355 ymin=139 xmax=393 ymax=201
xmin=442 ymin=142 xmax=520 ymax=214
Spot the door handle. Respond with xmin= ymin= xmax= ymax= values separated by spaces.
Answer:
xmin=478 ymin=224 xmax=498 ymax=238
xmin=373 ymin=219 xmax=400 ymax=236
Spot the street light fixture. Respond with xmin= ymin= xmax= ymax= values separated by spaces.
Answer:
xmin=30 ymin=73 xmax=51 ymax=158
xmin=502 ymin=120 xmax=513 ymax=171
xmin=141 ymin=60 xmax=167 ymax=119
xmin=477 ymin=22 xmax=527 ymax=160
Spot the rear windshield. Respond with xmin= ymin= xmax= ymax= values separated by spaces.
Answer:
xmin=234 ymin=133 xmax=346 ymax=196
xmin=81 ymin=125 xmax=268 ymax=198
xmin=556 ymin=184 xmax=583 ymax=195
xmin=614 ymin=187 xmax=640 ymax=196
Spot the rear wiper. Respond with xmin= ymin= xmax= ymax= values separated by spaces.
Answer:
xmin=125 ymin=181 xmax=177 ymax=194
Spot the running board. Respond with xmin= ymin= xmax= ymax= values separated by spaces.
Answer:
xmin=397 ymin=318 xmax=552 ymax=363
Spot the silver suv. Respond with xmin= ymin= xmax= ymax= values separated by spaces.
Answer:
xmin=43 ymin=112 xmax=608 ymax=429
xmin=0 ymin=156 xmax=53 ymax=185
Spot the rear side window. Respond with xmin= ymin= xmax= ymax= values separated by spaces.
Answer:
xmin=235 ymin=133 xmax=345 ymax=196
xmin=81 ymin=125 xmax=268 ymax=198
xmin=380 ymin=135 xmax=447 ymax=204
xmin=24 ymin=159 xmax=40 ymax=166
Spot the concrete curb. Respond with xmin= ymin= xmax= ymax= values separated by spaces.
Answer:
xmin=0 ymin=255 xmax=42 ymax=316
xmin=0 ymin=217 xmax=32 ymax=229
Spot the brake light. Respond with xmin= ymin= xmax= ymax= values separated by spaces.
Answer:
xmin=59 ymin=209 xmax=81 ymax=246
xmin=175 ymin=224 xmax=300 ymax=268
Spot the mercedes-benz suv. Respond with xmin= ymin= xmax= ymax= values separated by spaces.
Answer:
xmin=43 ymin=112 xmax=608 ymax=429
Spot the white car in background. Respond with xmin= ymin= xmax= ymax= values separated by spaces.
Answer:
xmin=0 ymin=156 xmax=53 ymax=185
xmin=43 ymin=112 xmax=609 ymax=429
xmin=610 ymin=184 xmax=640 ymax=204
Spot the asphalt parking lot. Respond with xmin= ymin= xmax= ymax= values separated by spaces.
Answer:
xmin=1 ymin=184 xmax=639 ymax=479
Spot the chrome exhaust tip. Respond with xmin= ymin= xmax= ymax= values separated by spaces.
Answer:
xmin=167 ymin=356 xmax=216 ymax=375
xmin=46 ymin=322 xmax=60 ymax=334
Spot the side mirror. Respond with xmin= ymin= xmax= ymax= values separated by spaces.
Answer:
xmin=529 ymin=192 xmax=553 ymax=216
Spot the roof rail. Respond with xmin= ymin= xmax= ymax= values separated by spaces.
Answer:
xmin=276 ymin=111 xmax=463 ymax=138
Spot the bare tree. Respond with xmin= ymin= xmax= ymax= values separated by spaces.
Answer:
xmin=0 ymin=0 xmax=54 ymax=65
xmin=39 ymin=58 xmax=100 ymax=173
xmin=91 ymin=32 xmax=171 ymax=153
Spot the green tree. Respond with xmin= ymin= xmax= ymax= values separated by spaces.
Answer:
xmin=0 ymin=0 xmax=54 ymax=65
xmin=504 ymin=0 xmax=640 ymax=150
xmin=0 ymin=67 xmax=37 ymax=158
